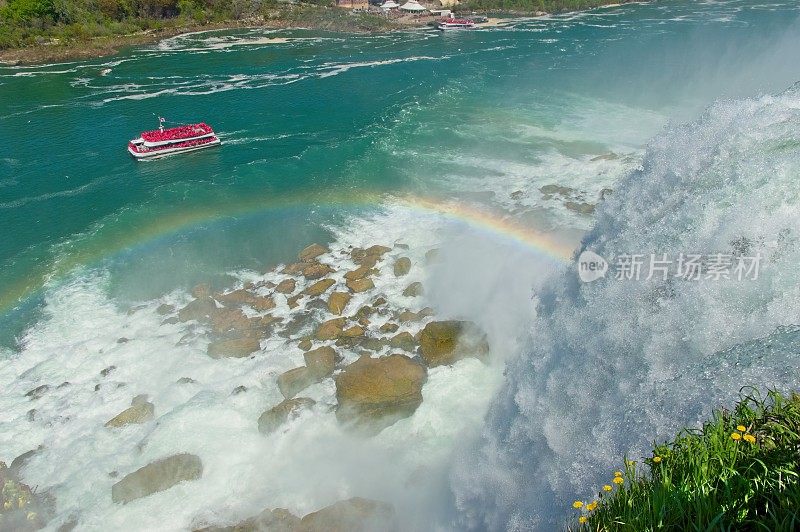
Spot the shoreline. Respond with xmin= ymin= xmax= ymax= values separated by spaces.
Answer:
xmin=0 ymin=11 xmax=419 ymax=66
xmin=0 ymin=1 xmax=631 ymax=67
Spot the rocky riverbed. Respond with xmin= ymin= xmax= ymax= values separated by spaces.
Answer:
xmin=4 ymin=239 xmax=493 ymax=530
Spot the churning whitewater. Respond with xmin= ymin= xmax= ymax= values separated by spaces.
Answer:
xmin=2 ymin=1 xmax=800 ymax=530
xmin=452 ymin=86 xmax=800 ymax=530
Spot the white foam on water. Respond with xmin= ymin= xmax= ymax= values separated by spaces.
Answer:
xmin=449 ymin=86 xmax=800 ymax=531
xmin=0 ymin=201 xmax=518 ymax=531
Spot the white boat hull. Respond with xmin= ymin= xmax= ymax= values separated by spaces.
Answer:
xmin=128 ymin=137 xmax=221 ymax=160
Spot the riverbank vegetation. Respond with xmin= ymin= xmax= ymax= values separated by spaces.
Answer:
xmin=570 ymin=389 xmax=800 ymax=530
xmin=0 ymin=0 xmax=630 ymax=60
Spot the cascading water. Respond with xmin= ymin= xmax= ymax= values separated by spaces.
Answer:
xmin=450 ymin=85 xmax=800 ymax=530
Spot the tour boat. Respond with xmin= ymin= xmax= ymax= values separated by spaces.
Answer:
xmin=437 ymin=18 xmax=475 ymax=30
xmin=128 ymin=119 xmax=220 ymax=160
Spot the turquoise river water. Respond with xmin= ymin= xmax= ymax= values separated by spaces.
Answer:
xmin=2 ymin=1 xmax=800 ymax=530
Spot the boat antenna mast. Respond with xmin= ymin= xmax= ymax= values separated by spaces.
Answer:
xmin=158 ymin=116 xmax=165 ymax=132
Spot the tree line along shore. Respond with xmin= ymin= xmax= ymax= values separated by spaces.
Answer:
xmin=0 ymin=0 xmax=634 ymax=65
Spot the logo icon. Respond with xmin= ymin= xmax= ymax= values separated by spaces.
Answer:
xmin=577 ymin=250 xmax=608 ymax=283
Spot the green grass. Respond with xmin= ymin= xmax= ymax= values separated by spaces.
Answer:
xmin=569 ymin=389 xmax=800 ymax=531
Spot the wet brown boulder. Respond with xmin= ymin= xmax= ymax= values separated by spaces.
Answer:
xmin=315 ymin=317 xmax=346 ymax=341
xmin=328 ymin=292 xmax=351 ymax=315
xmin=305 ymin=279 xmax=335 ymax=297
xmin=216 ymin=290 xmax=276 ymax=311
xmin=298 ymin=497 xmax=398 ymax=532
xmin=343 ymin=265 xmax=372 ymax=281
xmin=287 ymin=294 xmax=303 ymax=309
xmin=258 ymin=398 xmax=315 ymax=435
xmin=342 ymin=325 xmax=365 ymax=338
xmin=364 ymin=245 xmax=391 ymax=257
xmin=105 ymin=399 xmax=155 ymax=427
xmin=397 ymin=311 xmax=419 ymax=323
xmin=299 ymin=243 xmax=327 ymax=262
xmin=303 ymin=346 xmax=337 ymax=379
xmin=277 ymin=367 xmax=317 ymax=399
xmin=302 ymin=263 xmax=334 ymax=280
xmin=346 ymin=278 xmax=374 ymax=293
xmin=389 ymin=332 xmax=416 ymax=352
xmin=209 ymin=307 xmax=252 ymax=335
xmin=418 ymin=321 xmax=489 ymax=367
xmin=207 ymin=337 xmax=261 ymax=359
xmin=298 ymin=338 xmax=312 ymax=351
xmin=393 ymin=257 xmax=411 ymax=277
xmin=275 ymin=278 xmax=296 ymax=294
xmin=379 ymin=323 xmax=399 ymax=334
xmin=112 ymin=454 xmax=203 ymax=504
xmin=335 ymin=354 xmax=427 ymax=434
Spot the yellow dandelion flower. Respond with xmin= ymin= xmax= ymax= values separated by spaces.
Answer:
xmin=731 ymin=432 xmax=741 ymax=441
xmin=602 ymin=485 xmax=612 ymax=492
xmin=652 ymin=456 xmax=662 ymax=463
xmin=587 ymin=502 xmax=598 ymax=511
xmin=613 ymin=476 xmax=624 ymax=485
xmin=3 ymin=501 xmax=12 ymax=510
xmin=614 ymin=471 xmax=623 ymax=477
xmin=579 ymin=516 xmax=588 ymax=524
xmin=736 ymin=425 xmax=746 ymax=432
xmin=572 ymin=500 xmax=584 ymax=509
xmin=743 ymin=434 xmax=756 ymax=444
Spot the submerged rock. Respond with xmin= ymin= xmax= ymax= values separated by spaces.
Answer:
xmin=196 ymin=508 xmax=301 ymax=532
xmin=565 ymin=201 xmax=596 ymax=215
xmin=207 ymin=337 xmax=260 ymax=359
xmin=303 ymin=346 xmax=337 ymax=379
xmin=258 ymin=398 xmax=315 ymax=435
xmin=335 ymin=354 xmax=427 ymax=434
xmin=191 ymin=283 xmax=212 ymax=299
xmin=105 ymin=400 xmax=155 ymax=427
xmin=393 ymin=257 xmax=411 ymax=277
xmin=402 ymin=282 xmax=423 ymax=297
xmin=112 ymin=454 xmax=203 ymax=504
xmin=178 ymin=297 xmax=217 ymax=322
xmin=277 ymin=367 xmax=317 ymax=399
xmin=418 ymin=320 xmax=489 ymax=367
xmin=299 ymin=243 xmax=327 ymax=262
xmin=299 ymin=497 xmax=397 ymax=532
xmin=24 ymin=385 xmax=50 ymax=400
